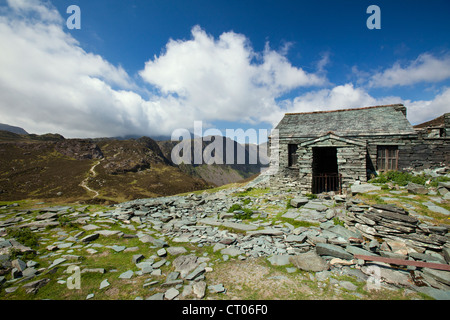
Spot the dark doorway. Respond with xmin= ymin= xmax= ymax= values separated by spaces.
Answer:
xmin=312 ymin=147 xmax=342 ymax=194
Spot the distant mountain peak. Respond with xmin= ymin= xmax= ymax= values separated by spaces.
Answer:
xmin=0 ymin=123 xmax=28 ymax=135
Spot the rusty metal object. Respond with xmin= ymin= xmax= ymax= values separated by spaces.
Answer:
xmin=354 ymin=254 xmax=450 ymax=272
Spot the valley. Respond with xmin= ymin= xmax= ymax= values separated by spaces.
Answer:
xmin=0 ymin=129 xmax=266 ymax=204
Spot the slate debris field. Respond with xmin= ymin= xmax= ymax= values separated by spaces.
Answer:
xmin=0 ymin=178 xmax=449 ymax=300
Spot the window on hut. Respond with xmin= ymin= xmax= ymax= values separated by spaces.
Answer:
xmin=377 ymin=146 xmax=398 ymax=171
xmin=288 ymin=144 xmax=298 ymax=167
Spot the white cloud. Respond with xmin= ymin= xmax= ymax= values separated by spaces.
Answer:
xmin=264 ymin=83 xmax=450 ymax=127
xmin=0 ymin=1 xmax=151 ymax=137
xmin=0 ymin=0 xmax=447 ymax=140
xmin=368 ymin=53 xmax=450 ymax=87
xmin=316 ymin=51 xmax=331 ymax=75
xmin=405 ymin=87 xmax=450 ymax=125
xmin=6 ymin=0 xmax=62 ymax=23
xmin=139 ymin=25 xmax=326 ymax=124
xmin=0 ymin=3 xmax=326 ymax=138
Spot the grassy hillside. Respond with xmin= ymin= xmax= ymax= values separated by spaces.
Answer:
xmin=0 ymin=135 xmax=210 ymax=204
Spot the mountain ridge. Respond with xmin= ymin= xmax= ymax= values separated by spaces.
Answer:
xmin=0 ymin=123 xmax=28 ymax=135
xmin=0 ymin=127 xmax=266 ymax=203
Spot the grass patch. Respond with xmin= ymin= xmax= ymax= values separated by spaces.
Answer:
xmin=233 ymin=187 xmax=270 ymax=198
xmin=368 ymin=170 xmax=449 ymax=188
xmin=278 ymin=216 xmax=320 ymax=228
xmin=356 ymin=192 xmax=387 ymax=205
xmin=369 ymin=171 xmax=428 ymax=186
xmin=227 ymin=204 xmax=254 ymax=220
xmin=286 ymin=199 xmax=294 ymax=209
xmin=6 ymin=227 xmax=40 ymax=249
xmin=333 ymin=217 xmax=345 ymax=226
xmin=429 ymin=176 xmax=450 ymax=188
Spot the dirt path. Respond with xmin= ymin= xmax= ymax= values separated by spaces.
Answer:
xmin=80 ymin=160 xmax=101 ymax=198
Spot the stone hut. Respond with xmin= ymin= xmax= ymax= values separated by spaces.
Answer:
xmin=269 ymin=104 xmax=449 ymax=194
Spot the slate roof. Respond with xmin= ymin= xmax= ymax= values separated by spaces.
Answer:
xmin=413 ymin=113 xmax=449 ymax=129
xmin=275 ymin=104 xmax=417 ymax=138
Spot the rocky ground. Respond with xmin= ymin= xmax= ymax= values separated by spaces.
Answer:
xmin=0 ymin=178 xmax=449 ymax=300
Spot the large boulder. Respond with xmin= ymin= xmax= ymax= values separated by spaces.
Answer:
xmin=406 ymin=182 xmax=428 ymax=195
xmin=289 ymin=251 xmax=329 ymax=272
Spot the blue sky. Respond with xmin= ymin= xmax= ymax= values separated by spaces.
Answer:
xmin=0 ymin=0 xmax=449 ymax=141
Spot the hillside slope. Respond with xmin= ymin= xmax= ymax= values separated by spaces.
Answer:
xmin=0 ymin=123 xmax=28 ymax=135
xmin=157 ymin=136 xmax=268 ymax=186
xmin=0 ymin=134 xmax=210 ymax=203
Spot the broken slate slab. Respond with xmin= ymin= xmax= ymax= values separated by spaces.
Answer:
xmin=282 ymin=209 xmax=301 ymax=219
xmin=138 ymin=234 xmax=156 ymax=244
xmin=94 ymin=230 xmax=122 ymax=237
xmin=208 ymin=284 xmax=225 ymax=294
xmin=36 ymin=212 xmax=59 ymax=220
xmin=48 ymin=258 xmax=67 ymax=269
xmin=220 ymin=247 xmax=244 ymax=257
xmin=351 ymin=183 xmax=381 ymax=194
xmin=345 ymin=245 xmax=377 ymax=257
xmin=23 ymin=278 xmax=50 ymax=294
xmin=81 ymin=233 xmax=99 ymax=243
xmin=192 ymin=281 xmax=207 ymax=299
xmin=294 ymin=208 xmax=324 ymax=223
xmin=246 ymin=228 xmax=283 ymax=237
xmin=165 ymin=271 xmax=180 ymax=282
xmin=213 ymin=243 xmax=226 ymax=252
xmin=443 ymin=247 xmax=450 ymax=264
xmin=327 ymin=225 xmax=362 ymax=240
xmin=132 ymin=254 xmax=145 ymax=264
xmin=22 ymin=267 xmax=37 ymax=278
xmin=185 ymin=265 xmax=206 ymax=281
xmin=285 ymin=234 xmax=306 ymax=243
xmin=339 ymin=281 xmax=358 ymax=291
xmin=303 ymin=202 xmax=328 ymax=212
xmin=136 ymin=262 xmax=153 ymax=274
xmin=12 ymin=259 xmax=27 ymax=272
xmin=82 ymin=268 xmax=106 ymax=274
xmin=147 ymin=292 xmax=164 ymax=300
xmin=110 ymin=245 xmax=126 ymax=252
xmin=173 ymin=255 xmax=198 ymax=278
xmin=315 ymin=243 xmax=353 ymax=260
xmin=221 ymin=221 xmax=258 ymax=231
xmin=82 ymin=224 xmax=100 ymax=231
xmin=416 ymin=287 xmax=450 ymax=300
xmin=422 ymin=268 xmax=450 ymax=286
xmin=290 ymin=197 xmax=309 ymax=208
xmin=166 ymin=246 xmax=188 ymax=256
xmin=423 ymin=201 xmax=450 ymax=216
xmin=407 ymin=182 xmax=428 ymax=195
xmin=19 ymin=220 xmax=59 ymax=229
xmin=198 ymin=218 xmax=223 ymax=227
xmin=164 ymin=288 xmax=179 ymax=300
xmin=152 ymin=259 xmax=167 ymax=269
xmin=119 ymin=270 xmax=134 ymax=279
xmin=157 ymin=248 xmax=167 ymax=257
xmin=99 ymin=279 xmax=110 ymax=289
xmin=198 ymin=217 xmax=258 ymax=231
